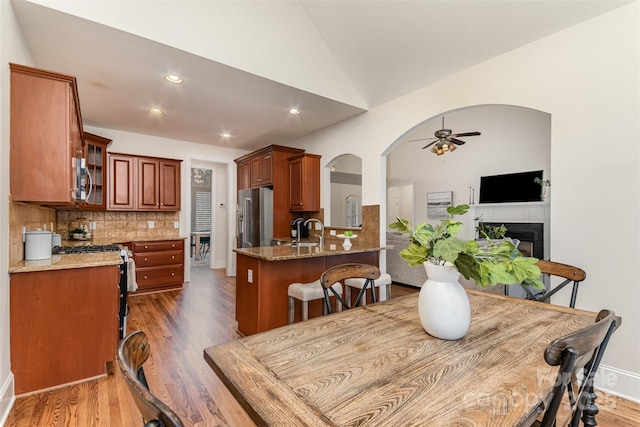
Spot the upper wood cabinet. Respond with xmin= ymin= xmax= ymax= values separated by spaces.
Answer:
xmin=9 ymin=63 xmax=85 ymax=206
xmin=235 ymin=145 xmax=306 ymax=237
xmin=288 ymin=153 xmax=321 ymax=212
xmin=108 ymin=152 xmax=182 ymax=211
xmin=81 ymin=132 xmax=111 ymax=210
xmin=237 ymin=160 xmax=251 ymax=191
xmin=250 ymin=153 xmax=273 ymax=187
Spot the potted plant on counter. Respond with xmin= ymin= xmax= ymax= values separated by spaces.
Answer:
xmin=389 ymin=204 xmax=543 ymax=340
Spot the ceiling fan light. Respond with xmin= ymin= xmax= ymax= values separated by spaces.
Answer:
xmin=431 ymin=146 xmax=438 ymax=154
xmin=442 ymin=144 xmax=449 ymax=152
xmin=450 ymin=144 xmax=457 ymax=152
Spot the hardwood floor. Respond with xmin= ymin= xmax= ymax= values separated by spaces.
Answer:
xmin=6 ymin=267 xmax=640 ymax=426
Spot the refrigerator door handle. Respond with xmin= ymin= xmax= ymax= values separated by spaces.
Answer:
xmin=242 ymin=197 xmax=252 ymax=247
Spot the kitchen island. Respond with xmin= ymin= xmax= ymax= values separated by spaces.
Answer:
xmin=235 ymin=242 xmax=387 ymax=335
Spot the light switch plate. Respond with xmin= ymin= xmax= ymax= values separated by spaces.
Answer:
xmin=330 ymin=229 xmax=337 ymax=236
xmin=147 ymin=220 xmax=155 ymax=229
xmin=174 ymin=221 xmax=180 ymax=228
xmin=248 ymin=269 xmax=253 ymax=283
xmin=89 ymin=221 xmax=97 ymax=230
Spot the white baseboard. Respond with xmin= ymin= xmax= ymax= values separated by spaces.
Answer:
xmin=0 ymin=373 xmax=15 ymax=426
xmin=597 ymin=364 xmax=640 ymax=403
xmin=213 ymin=259 xmax=227 ymax=269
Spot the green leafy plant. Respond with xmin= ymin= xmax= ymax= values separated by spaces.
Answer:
xmin=534 ymin=177 xmax=551 ymax=187
xmin=389 ymin=204 xmax=544 ymax=289
xmin=476 ymin=222 xmax=507 ymax=240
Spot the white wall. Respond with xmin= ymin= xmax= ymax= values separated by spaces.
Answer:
xmin=294 ymin=3 xmax=640 ymax=400
xmin=0 ymin=1 xmax=35 ymax=421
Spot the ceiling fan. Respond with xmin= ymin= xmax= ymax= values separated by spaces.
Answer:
xmin=410 ymin=117 xmax=481 ymax=155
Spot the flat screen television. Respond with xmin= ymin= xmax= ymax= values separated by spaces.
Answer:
xmin=479 ymin=170 xmax=543 ymax=203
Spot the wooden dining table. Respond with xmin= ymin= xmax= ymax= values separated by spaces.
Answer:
xmin=204 ymin=289 xmax=603 ymax=426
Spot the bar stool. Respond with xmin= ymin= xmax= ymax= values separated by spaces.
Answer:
xmin=288 ymin=280 xmax=343 ymax=324
xmin=344 ymin=273 xmax=392 ymax=306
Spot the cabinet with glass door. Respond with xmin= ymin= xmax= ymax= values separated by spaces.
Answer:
xmin=82 ymin=132 xmax=112 ymax=210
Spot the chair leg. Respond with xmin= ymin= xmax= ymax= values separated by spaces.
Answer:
xmin=302 ymin=301 xmax=309 ymax=321
xmin=345 ymin=286 xmax=352 ymax=306
xmin=288 ymin=297 xmax=294 ymax=324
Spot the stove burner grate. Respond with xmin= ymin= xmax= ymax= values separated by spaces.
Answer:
xmin=52 ymin=244 xmax=122 ymax=255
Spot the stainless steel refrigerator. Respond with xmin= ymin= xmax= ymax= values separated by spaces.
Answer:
xmin=237 ymin=187 xmax=274 ymax=248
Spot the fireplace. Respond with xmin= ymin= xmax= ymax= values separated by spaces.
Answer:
xmin=479 ymin=222 xmax=544 ymax=259
xmin=471 ymin=202 xmax=550 ymax=299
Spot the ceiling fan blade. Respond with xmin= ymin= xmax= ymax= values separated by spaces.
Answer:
xmin=409 ymin=137 xmax=437 ymax=143
xmin=451 ymin=131 xmax=481 ymax=137
xmin=450 ymin=138 xmax=466 ymax=145
xmin=421 ymin=140 xmax=438 ymax=149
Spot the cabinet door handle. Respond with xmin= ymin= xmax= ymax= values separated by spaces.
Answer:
xmin=144 ymin=257 xmax=148 ymax=262
xmin=171 ymin=272 xmax=175 ymax=276
xmin=144 ymin=275 xmax=148 ymax=279
xmin=171 ymin=256 xmax=175 ymax=260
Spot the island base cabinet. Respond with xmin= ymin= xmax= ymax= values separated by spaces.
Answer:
xmin=236 ymin=252 xmax=379 ymax=335
xmin=10 ymin=265 xmax=119 ymax=394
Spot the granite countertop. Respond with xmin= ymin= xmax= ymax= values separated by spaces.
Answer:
xmin=235 ymin=241 xmax=388 ymax=261
xmin=9 ymin=252 xmax=123 ymax=274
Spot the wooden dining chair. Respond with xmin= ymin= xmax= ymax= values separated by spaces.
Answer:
xmin=528 ymin=309 xmax=617 ymax=427
xmin=519 ymin=260 xmax=586 ymax=308
xmin=319 ymin=263 xmax=381 ymax=314
xmin=199 ymin=236 xmax=210 ymax=259
xmin=116 ymin=331 xmax=185 ymax=427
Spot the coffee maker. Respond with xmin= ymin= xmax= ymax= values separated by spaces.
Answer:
xmin=291 ymin=218 xmax=309 ymax=239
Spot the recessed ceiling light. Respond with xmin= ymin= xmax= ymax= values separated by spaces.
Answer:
xmin=164 ymin=74 xmax=183 ymax=84
xmin=221 ymin=132 xmax=231 ymax=138
xmin=288 ymin=108 xmax=301 ymax=115
xmin=148 ymin=107 xmax=164 ymax=114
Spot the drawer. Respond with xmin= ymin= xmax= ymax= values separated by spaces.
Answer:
xmin=134 ymin=250 xmax=183 ymax=268
xmin=136 ymin=265 xmax=184 ymax=288
xmin=133 ymin=240 xmax=184 ymax=253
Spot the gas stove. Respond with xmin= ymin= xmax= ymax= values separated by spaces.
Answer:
xmin=52 ymin=244 xmax=122 ymax=255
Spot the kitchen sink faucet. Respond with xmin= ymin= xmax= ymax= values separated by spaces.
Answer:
xmin=304 ymin=219 xmax=324 ymax=247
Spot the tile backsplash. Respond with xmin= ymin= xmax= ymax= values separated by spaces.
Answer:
xmin=9 ymin=201 xmax=57 ymax=265
xmin=56 ymin=210 xmax=180 ymax=243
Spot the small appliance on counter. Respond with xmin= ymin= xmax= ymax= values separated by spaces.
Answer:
xmin=291 ymin=217 xmax=309 ymax=239
xmin=24 ymin=229 xmax=52 ymax=260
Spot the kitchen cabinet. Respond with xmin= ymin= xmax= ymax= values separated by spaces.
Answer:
xmin=107 ymin=153 xmax=182 ymax=211
xmin=136 ymin=157 xmax=181 ymax=211
xmin=108 ymin=153 xmax=136 ymax=210
xmin=81 ymin=132 xmax=111 ymax=210
xmin=9 ymin=63 xmax=85 ymax=206
xmin=288 ymin=153 xmax=321 ymax=212
xmin=131 ymin=240 xmax=184 ymax=293
xmin=10 ymin=265 xmax=119 ymax=394
xmin=237 ymin=160 xmax=251 ymax=191
xmin=250 ymin=152 xmax=273 ymax=187
xmin=235 ymin=145 xmax=306 ymax=238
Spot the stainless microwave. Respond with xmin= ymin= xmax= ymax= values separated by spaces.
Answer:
xmin=73 ymin=157 xmax=92 ymax=202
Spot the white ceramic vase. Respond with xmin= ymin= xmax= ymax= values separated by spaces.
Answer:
xmin=418 ymin=261 xmax=471 ymax=340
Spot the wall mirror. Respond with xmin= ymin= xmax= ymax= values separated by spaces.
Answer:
xmin=328 ymin=154 xmax=362 ymax=228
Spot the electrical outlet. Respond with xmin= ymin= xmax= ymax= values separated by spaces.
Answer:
xmin=330 ymin=229 xmax=337 ymax=236
xmin=315 ymin=222 xmax=322 ymax=230
xmin=89 ymin=221 xmax=97 ymax=230
xmin=174 ymin=221 xmax=180 ymax=228
xmin=147 ymin=220 xmax=155 ymax=229
xmin=247 ymin=269 xmax=253 ymax=283
xmin=330 ymin=244 xmax=336 ymax=250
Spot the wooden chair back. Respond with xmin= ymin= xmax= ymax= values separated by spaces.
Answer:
xmin=116 ymin=331 xmax=185 ymax=427
xmin=320 ymin=263 xmax=381 ymax=313
xmin=535 ymin=309 xmax=617 ymax=427
xmin=520 ymin=260 xmax=586 ymax=308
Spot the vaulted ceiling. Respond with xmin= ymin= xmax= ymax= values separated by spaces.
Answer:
xmin=10 ymin=0 xmax=629 ymax=151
